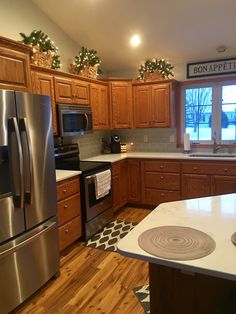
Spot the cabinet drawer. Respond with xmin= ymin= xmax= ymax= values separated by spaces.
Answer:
xmin=58 ymin=193 xmax=81 ymax=226
xmin=143 ymin=160 xmax=180 ymax=173
xmin=144 ymin=189 xmax=181 ymax=205
xmin=57 ymin=177 xmax=80 ymax=201
xmin=144 ymin=172 xmax=180 ymax=190
xmin=182 ymin=162 xmax=236 ymax=175
xmin=59 ymin=216 xmax=82 ymax=251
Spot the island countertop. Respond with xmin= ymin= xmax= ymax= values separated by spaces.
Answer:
xmin=117 ymin=193 xmax=236 ymax=281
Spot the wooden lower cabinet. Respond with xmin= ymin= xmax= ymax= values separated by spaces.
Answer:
xmin=127 ymin=159 xmax=141 ymax=203
xmin=57 ymin=176 xmax=82 ymax=252
xmin=141 ymin=160 xmax=181 ymax=205
xmin=182 ymin=161 xmax=236 ymax=199
xmin=112 ymin=160 xmax=127 ymax=213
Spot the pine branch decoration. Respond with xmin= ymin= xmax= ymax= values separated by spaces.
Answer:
xmin=19 ymin=30 xmax=61 ymax=69
xmin=138 ymin=58 xmax=174 ymax=81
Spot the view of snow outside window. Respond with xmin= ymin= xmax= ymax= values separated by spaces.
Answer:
xmin=185 ymin=85 xmax=236 ymax=142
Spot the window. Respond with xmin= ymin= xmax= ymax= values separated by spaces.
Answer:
xmin=181 ymin=79 xmax=236 ymax=144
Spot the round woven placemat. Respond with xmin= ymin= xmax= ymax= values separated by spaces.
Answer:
xmin=231 ymin=232 xmax=236 ymax=245
xmin=138 ymin=226 xmax=216 ymax=260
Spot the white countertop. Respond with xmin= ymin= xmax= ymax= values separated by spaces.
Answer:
xmin=83 ymin=152 xmax=236 ymax=163
xmin=117 ymin=193 xmax=236 ymax=281
xmin=56 ymin=169 xmax=81 ymax=182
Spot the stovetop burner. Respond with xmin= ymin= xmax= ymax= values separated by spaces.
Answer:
xmin=54 ymin=144 xmax=111 ymax=175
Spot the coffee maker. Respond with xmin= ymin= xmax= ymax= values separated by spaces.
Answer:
xmin=110 ymin=135 xmax=121 ymax=153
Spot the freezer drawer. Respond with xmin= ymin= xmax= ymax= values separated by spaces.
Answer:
xmin=0 ymin=219 xmax=60 ymax=314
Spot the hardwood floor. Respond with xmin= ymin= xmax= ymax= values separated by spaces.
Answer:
xmin=17 ymin=207 xmax=151 ymax=314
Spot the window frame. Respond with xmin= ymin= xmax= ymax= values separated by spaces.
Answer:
xmin=178 ymin=76 xmax=236 ymax=147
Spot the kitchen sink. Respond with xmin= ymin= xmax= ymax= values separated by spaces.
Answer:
xmin=189 ymin=153 xmax=236 ymax=158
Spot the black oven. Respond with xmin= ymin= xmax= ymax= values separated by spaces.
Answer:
xmin=55 ymin=144 xmax=113 ymax=240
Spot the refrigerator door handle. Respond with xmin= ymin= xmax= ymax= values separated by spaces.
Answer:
xmin=19 ymin=118 xmax=33 ymax=204
xmin=8 ymin=117 xmax=24 ymax=208
xmin=0 ymin=221 xmax=56 ymax=259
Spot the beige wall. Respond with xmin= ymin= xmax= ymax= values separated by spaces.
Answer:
xmin=0 ymin=0 xmax=80 ymax=72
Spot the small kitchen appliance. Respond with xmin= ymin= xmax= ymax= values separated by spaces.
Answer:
xmin=110 ymin=135 xmax=121 ymax=153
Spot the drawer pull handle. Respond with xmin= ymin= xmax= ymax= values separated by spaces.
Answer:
xmin=224 ymin=168 xmax=228 ymax=172
xmin=193 ymin=167 xmax=198 ymax=170
xmin=65 ymin=229 xmax=69 ymax=234
xmin=160 ymin=176 xmax=164 ymax=180
xmin=63 ymin=189 xmax=67 ymax=193
xmin=160 ymin=165 xmax=164 ymax=169
xmin=64 ymin=204 xmax=68 ymax=209
xmin=161 ymin=193 xmax=164 ymax=197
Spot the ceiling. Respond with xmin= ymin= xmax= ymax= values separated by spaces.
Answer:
xmin=32 ymin=0 xmax=236 ymax=76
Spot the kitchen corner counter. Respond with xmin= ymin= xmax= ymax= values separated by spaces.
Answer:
xmin=117 ymin=193 xmax=236 ymax=281
xmin=56 ymin=169 xmax=81 ymax=182
xmin=83 ymin=152 xmax=236 ymax=163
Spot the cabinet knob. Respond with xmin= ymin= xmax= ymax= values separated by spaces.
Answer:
xmin=160 ymin=176 xmax=164 ymax=180
xmin=64 ymin=204 xmax=68 ymax=209
xmin=65 ymin=229 xmax=69 ymax=234
xmin=160 ymin=193 xmax=164 ymax=197
xmin=224 ymin=168 xmax=228 ymax=172
xmin=160 ymin=165 xmax=164 ymax=169
xmin=193 ymin=167 xmax=198 ymax=171
xmin=63 ymin=189 xmax=67 ymax=193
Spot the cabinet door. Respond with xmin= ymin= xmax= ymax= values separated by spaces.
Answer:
xmin=151 ymin=83 xmax=170 ymax=127
xmin=73 ymin=80 xmax=89 ymax=105
xmin=54 ymin=77 xmax=73 ymax=103
xmin=90 ymin=83 xmax=100 ymax=129
xmin=127 ymin=159 xmax=141 ymax=203
xmin=99 ymin=85 xmax=110 ymax=129
xmin=182 ymin=174 xmax=211 ymax=199
xmin=0 ymin=46 xmax=31 ymax=92
xmin=133 ymin=85 xmax=151 ymax=128
xmin=112 ymin=163 xmax=121 ymax=213
xmin=211 ymin=175 xmax=236 ymax=196
xmin=31 ymin=71 xmax=57 ymax=135
xmin=120 ymin=160 xmax=128 ymax=206
xmin=111 ymin=82 xmax=133 ymax=129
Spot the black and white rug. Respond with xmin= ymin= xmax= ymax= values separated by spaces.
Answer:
xmin=86 ymin=219 xmax=137 ymax=252
xmin=133 ymin=285 xmax=150 ymax=314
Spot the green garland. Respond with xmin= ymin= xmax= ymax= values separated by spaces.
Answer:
xmin=138 ymin=58 xmax=174 ymax=81
xmin=19 ymin=30 xmax=61 ymax=69
xmin=73 ymin=46 xmax=103 ymax=75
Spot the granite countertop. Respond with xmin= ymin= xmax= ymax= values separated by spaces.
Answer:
xmin=83 ymin=152 xmax=236 ymax=163
xmin=117 ymin=193 xmax=236 ymax=281
xmin=56 ymin=169 xmax=81 ymax=182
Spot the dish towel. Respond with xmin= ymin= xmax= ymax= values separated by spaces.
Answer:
xmin=94 ymin=169 xmax=111 ymax=199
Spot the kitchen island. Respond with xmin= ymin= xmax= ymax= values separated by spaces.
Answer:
xmin=118 ymin=194 xmax=236 ymax=313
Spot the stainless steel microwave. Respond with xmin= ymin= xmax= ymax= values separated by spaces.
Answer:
xmin=57 ymin=104 xmax=93 ymax=137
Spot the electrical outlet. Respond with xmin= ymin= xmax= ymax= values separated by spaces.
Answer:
xmin=169 ymin=135 xmax=175 ymax=143
xmin=144 ymin=135 xmax=148 ymax=142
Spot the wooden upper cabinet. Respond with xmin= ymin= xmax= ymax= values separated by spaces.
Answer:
xmin=90 ymin=83 xmax=110 ymax=130
xmin=133 ymin=80 xmax=177 ymax=128
xmin=54 ymin=76 xmax=89 ymax=105
xmin=0 ymin=36 xmax=31 ymax=92
xmin=31 ymin=71 xmax=57 ymax=135
xmin=110 ymin=81 xmax=133 ymax=129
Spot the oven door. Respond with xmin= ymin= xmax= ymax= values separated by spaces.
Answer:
xmin=84 ymin=172 xmax=112 ymax=222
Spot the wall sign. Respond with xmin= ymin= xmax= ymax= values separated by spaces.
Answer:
xmin=187 ymin=57 xmax=236 ymax=79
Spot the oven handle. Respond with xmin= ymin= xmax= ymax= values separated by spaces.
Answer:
xmin=84 ymin=113 xmax=89 ymax=130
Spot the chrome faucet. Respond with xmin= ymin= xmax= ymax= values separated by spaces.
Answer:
xmin=212 ymin=131 xmax=221 ymax=153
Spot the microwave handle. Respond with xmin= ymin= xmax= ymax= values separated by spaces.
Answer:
xmin=84 ymin=113 xmax=89 ymax=130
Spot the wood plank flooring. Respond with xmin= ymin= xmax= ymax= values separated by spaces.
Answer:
xmin=17 ymin=207 xmax=151 ymax=314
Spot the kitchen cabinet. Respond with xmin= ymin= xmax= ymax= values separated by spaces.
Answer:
xmin=31 ymin=70 xmax=57 ymax=135
xmin=90 ymin=82 xmax=110 ymax=130
xmin=57 ymin=176 xmax=82 ymax=252
xmin=133 ymin=80 xmax=177 ymax=128
xmin=141 ymin=160 xmax=181 ymax=205
xmin=112 ymin=160 xmax=127 ymax=212
xmin=109 ymin=80 xmax=133 ymax=129
xmin=54 ymin=76 xmax=90 ymax=105
xmin=127 ymin=159 xmax=141 ymax=203
xmin=0 ymin=35 xmax=31 ymax=92
xmin=182 ymin=161 xmax=236 ymax=199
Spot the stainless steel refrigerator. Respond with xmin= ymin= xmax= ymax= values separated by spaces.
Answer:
xmin=0 ymin=90 xmax=60 ymax=313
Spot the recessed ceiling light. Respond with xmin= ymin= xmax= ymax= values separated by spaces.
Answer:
xmin=130 ymin=35 xmax=141 ymax=47
xmin=216 ymin=45 xmax=227 ymax=53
